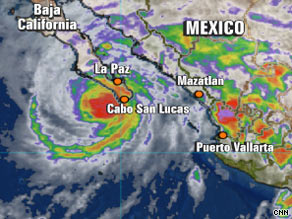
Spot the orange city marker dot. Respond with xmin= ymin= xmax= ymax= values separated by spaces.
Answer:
xmin=113 ymin=78 xmax=122 ymax=85
xmin=218 ymin=131 xmax=228 ymax=139
xmin=120 ymin=96 xmax=129 ymax=103
xmin=194 ymin=90 xmax=204 ymax=98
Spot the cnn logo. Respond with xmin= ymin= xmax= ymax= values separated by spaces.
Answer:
xmin=273 ymin=209 xmax=290 ymax=217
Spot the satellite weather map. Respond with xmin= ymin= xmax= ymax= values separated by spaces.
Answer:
xmin=1 ymin=0 xmax=292 ymax=218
